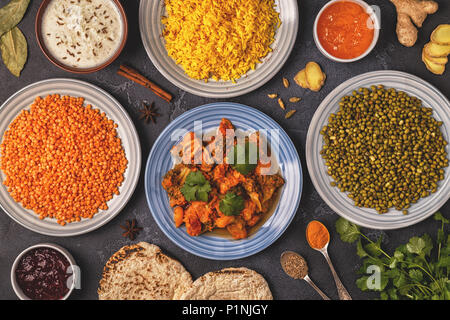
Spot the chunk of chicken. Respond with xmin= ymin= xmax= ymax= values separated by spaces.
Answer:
xmin=213 ymin=165 xmax=244 ymax=194
xmin=241 ymin=200 xmax=261 ymax=227
xmin=183 ymin=201 xmax=213 ymax=236
xmin=162 ymin=164 xmax=192 ymax=207
xmin=242 ymin=178 xmax=262 ymax=212
xmin=174 ymin=206 xmax=184 ymax=228
xmin=209 ymin=194 xmax=235 ymax=228
xmin=215 ymin=213 xmax=235 ymax=228
xmin=227 ymin=218 xmax=248 ymax=240
xmin=184 ymin=210 xmax=202 ymax=236
xmin=218 ymin=118 xmax=234 ymax=137
xmin=171 ymin=132 xmax=203 ymax=165
xmin=257 ymin=174 xmax=285 ymax=203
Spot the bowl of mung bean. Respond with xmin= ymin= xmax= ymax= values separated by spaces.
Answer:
xmin=306 ymin=70 xmax=450 ymax=230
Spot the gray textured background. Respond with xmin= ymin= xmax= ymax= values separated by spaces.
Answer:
xmin=0 ymin=0 xmax=449 ymax=300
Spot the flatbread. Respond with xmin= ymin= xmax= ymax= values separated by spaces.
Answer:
xmin=98 ymin=242 xmax=192 ymax=300
xmin=180 ymin=267 xmax=272 ymax=300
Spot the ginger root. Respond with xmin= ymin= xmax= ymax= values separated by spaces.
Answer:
xmin=390 ymin=0 xmax=438 ymax=47
xmin=294 ymin=62 xmax=326 ymax=92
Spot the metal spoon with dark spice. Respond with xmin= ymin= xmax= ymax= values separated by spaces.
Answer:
xmin=280 ymin=251 xmax=330 ymax=300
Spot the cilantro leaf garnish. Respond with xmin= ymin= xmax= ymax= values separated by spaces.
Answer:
xmin=219 ymin=192 xmax=245 ymax=216
xmin=180 ymin=171 xmax=211 ymax=202
xmin=335 ymin=218 xmax=361 ymax=243
xmin=231 ymin=141 xmax=259 ymax=175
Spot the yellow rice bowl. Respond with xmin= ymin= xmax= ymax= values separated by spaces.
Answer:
xmin=161 ymin=0 xmax=280 ymax=83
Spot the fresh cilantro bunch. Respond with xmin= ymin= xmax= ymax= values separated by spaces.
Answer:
xmin=219 ymin=192 xmax=245 ymax=216
xmin=336 ymin=213 xmax=450 ymax=300
xmin=180 ymin=171 xmax=211 ymax=202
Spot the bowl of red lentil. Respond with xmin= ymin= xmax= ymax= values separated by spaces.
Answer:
xmin=0 ymin=79 xmax=141 ymax=236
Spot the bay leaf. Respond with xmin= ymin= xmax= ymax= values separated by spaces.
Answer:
xmin=0 ymin=0 xmax=30 ymax=37
xmin=0 ymin=26 xmax=27 ymax=77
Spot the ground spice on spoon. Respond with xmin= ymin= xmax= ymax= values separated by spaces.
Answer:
xmin=306 ymin=220 xmax=330 ymax=250
xmin=281 ymin=252 xmax=308 ymax=279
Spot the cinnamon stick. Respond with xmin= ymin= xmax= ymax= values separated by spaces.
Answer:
xmin=117 ymin=65 xmax=173 ymax=102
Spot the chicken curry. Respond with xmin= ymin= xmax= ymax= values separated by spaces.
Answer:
xmin=162 ymin=118 xmax=285 ymax=240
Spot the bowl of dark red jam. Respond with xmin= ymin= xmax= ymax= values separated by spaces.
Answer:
xmin=11 ymin=243 xmax=76 ymax=300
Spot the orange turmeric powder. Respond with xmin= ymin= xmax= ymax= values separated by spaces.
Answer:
xmin=306 ymin=220 xmax=330 ymax=249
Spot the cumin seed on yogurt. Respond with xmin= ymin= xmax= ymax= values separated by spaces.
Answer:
xmin=41 ymin=0 xmax=123 ymax=69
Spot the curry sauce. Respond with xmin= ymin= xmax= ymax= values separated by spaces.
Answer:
xmin=162 ymin=118 xmax=285 ymax=240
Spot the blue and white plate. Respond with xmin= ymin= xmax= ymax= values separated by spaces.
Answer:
xmin=145 ymin=103 xmax=302 ymax=260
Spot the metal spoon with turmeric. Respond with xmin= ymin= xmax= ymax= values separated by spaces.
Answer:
xmin=280 ymin=251 xmax=330 ymax=300
xmin=306 ymin=220 xmax=352 ymax=300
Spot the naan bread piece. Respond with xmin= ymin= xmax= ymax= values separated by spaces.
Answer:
xmin=98 ymin=242 xmax=192 ymax=300
xmin=180 ymin=267 xmax=272 ymax=300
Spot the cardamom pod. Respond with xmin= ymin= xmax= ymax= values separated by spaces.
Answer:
xmin=285 ymin=110 xmax=297 ymax=119
xmin=278 ymin=98 xmax=285 ymax=110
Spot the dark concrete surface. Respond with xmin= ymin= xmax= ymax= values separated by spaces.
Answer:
xmin=0 ymin=0 xmax=449 ymax=300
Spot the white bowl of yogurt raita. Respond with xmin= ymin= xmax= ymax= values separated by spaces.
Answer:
xmin=36 ymin=0 xmax=128 ymax=74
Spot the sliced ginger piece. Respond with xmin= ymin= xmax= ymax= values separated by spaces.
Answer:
xmin=424 ymin=42 xmax=450 ymax=57
xmin=423 ymin=49 xmax=448 ymax=64
xmin=422 ymin=51 xmax=445 ymax=75
xmin=431 ymin=24 xmax=450 ymax=45
xmin=305 ymin=62 xmax=326 ymax=92
xmin=294 ymin=68 xmax=309 ymax=88
xmin=390 ymin=0 xmax=438 ymax=47
xmin=294 ymin=63 xmax=326 ymax=91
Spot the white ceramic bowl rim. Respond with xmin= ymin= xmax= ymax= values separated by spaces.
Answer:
xmin=35 ymin=0 xmax=129 ymax=74
xmin=306 ymin=70 xmax=450 ymax=230
xmin=10 ymin=243 xmax=77 ymax=300
xmin=139 ymin=0 xmax=299 ymax=98
xmin=0 ymin=78 xmax=142 ymax=237
xmin=313 ymin=0 xmax=380 ymax=63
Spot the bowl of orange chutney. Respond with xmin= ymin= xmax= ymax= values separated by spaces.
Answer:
xmin=313 ymin=0 xmax=380 ymax=62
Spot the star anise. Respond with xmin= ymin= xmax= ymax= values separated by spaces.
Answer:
xmin=120 ymin=219 xmax=142 ymax=240
xmin=139 ymin=101 xmax=159 ymax=124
